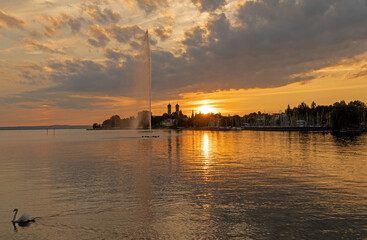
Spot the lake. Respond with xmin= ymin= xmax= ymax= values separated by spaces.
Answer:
xmin=0 ymin=129 xmax=366 ymax=239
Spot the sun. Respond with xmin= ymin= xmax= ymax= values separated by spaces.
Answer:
xmin=198 ymin=105 xmax=215 ymax=114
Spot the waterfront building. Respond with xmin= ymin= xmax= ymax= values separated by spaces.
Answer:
xmin=161 ymin=118 xmax=174 ymax=127
xmin=296 ymin=120 xmax=307 ymax=127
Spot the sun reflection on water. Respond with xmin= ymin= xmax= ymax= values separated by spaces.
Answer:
xmin=203 ymin=133 xmax=210 ymax=159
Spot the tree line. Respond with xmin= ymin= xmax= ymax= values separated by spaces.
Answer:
xmin=92 ymin=100 xmax=367 ymax=130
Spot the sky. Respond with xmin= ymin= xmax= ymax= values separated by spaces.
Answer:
xmin=1 ymin=0 xmax=367 ymax=126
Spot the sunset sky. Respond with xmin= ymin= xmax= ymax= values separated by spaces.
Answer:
xmin=1 ymin=0 xmax=367 ymax=126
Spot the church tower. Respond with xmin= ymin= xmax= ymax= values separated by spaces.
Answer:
xmin=167 ymin=103 xmax=171 ymax=116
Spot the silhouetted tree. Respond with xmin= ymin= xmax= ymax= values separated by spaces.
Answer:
xmin=110 ymin=115 xmax=121 ymax=128
xmin=102 ymin=119 xmax=111 ymax=128
xmin=331 ymin=101 xmax=360 ymax=129
xmin=92 ymin=123 xmax=101 ymax=129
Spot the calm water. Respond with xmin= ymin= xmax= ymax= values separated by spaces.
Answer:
xmin=0 ymin=130 xmax=366 ymax=239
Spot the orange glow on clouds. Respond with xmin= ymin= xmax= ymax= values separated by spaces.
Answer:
xmin=175 ymin=54 xmax=367 ymax=116
xmin=1 ymin=53 xmax=367 ymax=126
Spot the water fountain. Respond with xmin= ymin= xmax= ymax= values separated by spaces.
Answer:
xmin=135 ymin=30 xmax=158 ymax=138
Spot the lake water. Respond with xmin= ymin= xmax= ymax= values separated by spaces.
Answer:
xmin=0 ymin=129 xmax=366 ymax=239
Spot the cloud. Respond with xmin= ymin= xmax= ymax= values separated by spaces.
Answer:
xmin=165 ymin=0 xmax=367 ymax=91
xmin=15 ymin=63 xmax=45 ymax=84
xmin=44 ymin=58 xmax=134 ymax=95
xmin=36 ymin=13 xmax=85 ymax=36
xmin=88 ymin=24 xmax=110 ymax=47
xmin=5 ymin=55 xmax=146 ymax=107
xmin=5 ymin=0 xmax=367 ymax=111
xmin=28 ymin=29 xmax=43 ymax=39
xmin=105 ymin=48 xmax=128 ymax=61
xmin=0 ymin=9 xmax=26 ymax=28
xmin=191 ymin=0 xmax=227 ymax=12
xmin=134 ymin=0 xmax=169 ymax=14
xmin=41 ymin=1 xmax=55 ymax=7
xmin=0 ymin=89 xmax=115 ymax=110
xmin=39 ymin=15 xmax=63 ymax=28
xmin=44 ymin=25 xmax=56 ymax=37
xmin=23 ymin=38 xmax=64 ymax=54
xmin=84 ymin=5 xmax=121 ymax=24
xmin=66 ymin=17 xmax=84 ymax=34
xmin=152 ymin=25 xmax=172 ymax=41
xmin=109 ymin=24 xmax=145 ymax=43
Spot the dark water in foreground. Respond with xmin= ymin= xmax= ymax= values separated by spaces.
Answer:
xmin=0 ymin=130 xmax=366 ymax=239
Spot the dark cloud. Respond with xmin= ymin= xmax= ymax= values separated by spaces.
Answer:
xmin=134 ymin=0 xmax=169 ymax=14
xmin=162 ymin=0 xmax=367 ymax=91
xmin=66 ymin=17 xmax=83 ymax=34
xmin=88 ymin=24 xmax=110 ymax=47
xmin=149 ymin=0 xmax=367 ymax=93
xmin=0 ymin=9 xmax=26 ymax=28
xmin=84 ymin=5 xmax=121 ymax=24
xmin=109 ymin=24 xmax=145 ymax=43
xmin=15 ymin=63 xmax=44 ymax=84
xmin=191 ymin=0 xmax=226 ymax=12
xmin=152 ymin=25 xmax=172 ymax=41
xmin=37 ymin=13 xmax=85 ymax=36
xmin=105 ymin=48 xmax=128 ymax=61
xmin=44 ymin=58 xmax=134 ymax=95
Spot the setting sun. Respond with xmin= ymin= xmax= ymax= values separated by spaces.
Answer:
xmin=198 ymin=105 xmax=216 ymax=114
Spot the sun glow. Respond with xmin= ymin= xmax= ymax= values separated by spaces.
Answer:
xmin=198 ymin=105 xmax=216 ymax=114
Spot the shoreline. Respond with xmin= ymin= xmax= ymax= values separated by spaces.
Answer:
xmin=88 ymin=127 xmax=367 ymax=133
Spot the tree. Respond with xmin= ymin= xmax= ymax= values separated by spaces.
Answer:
xmin=298 ymin=102 xmax=309 ymax=120
xmin=349 ymin=100 xmax=367 ymax=111
xmin=311 ymin=101 xmax=316 ymax=109
xmin=92 ymin=123 xmax=101 ymax=129
xmin=331 ymin=102 xmax=360 ymax=129
xmin=110 ymin=115 xmax=121 ymax=128
xmin=102 ymin=119 xmax=111 ymax=128
xmin=311 ymin=101 xmax=317 ymax=126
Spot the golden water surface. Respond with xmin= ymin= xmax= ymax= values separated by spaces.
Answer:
xmin=0 ymin=130 xmax=366 ymax=239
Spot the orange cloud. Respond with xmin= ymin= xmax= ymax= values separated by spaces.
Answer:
xmin=84 ymin=5 xmax=121 ymax=24
xmin=88 ymin=24 xmax=110 ymax=47
xmin=23 ymin=38 xmax=64 ymax=55
xmin=152 ymin=25 xmax=172 ymax=41
xmin=0 ymin=9 xmax=26 ymax=28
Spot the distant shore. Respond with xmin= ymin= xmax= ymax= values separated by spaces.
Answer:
xmin=88 ymin=126 xmax=367 ymax=133
xmin=0 ymin=125 xmax=91 ymax=130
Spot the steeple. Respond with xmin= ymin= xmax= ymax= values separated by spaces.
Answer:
xmin=167 ymin=103 xmax=171 ymax=116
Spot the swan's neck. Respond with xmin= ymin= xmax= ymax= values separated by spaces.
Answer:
xmin=12 ymin=210 xmax=18 ymax=222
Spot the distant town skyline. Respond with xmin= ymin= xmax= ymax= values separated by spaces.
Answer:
xmin=1 ymin=0 xmax=367 ymax=126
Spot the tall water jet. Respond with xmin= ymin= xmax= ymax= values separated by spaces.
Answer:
xmin=133 ymin=30 xmax=152 ymax=132
xmin=145 ymin=30 xmax=152 ymax=132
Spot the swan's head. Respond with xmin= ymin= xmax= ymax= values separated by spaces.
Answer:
xmin=13 ymin=208 xmax=18 ymax=212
